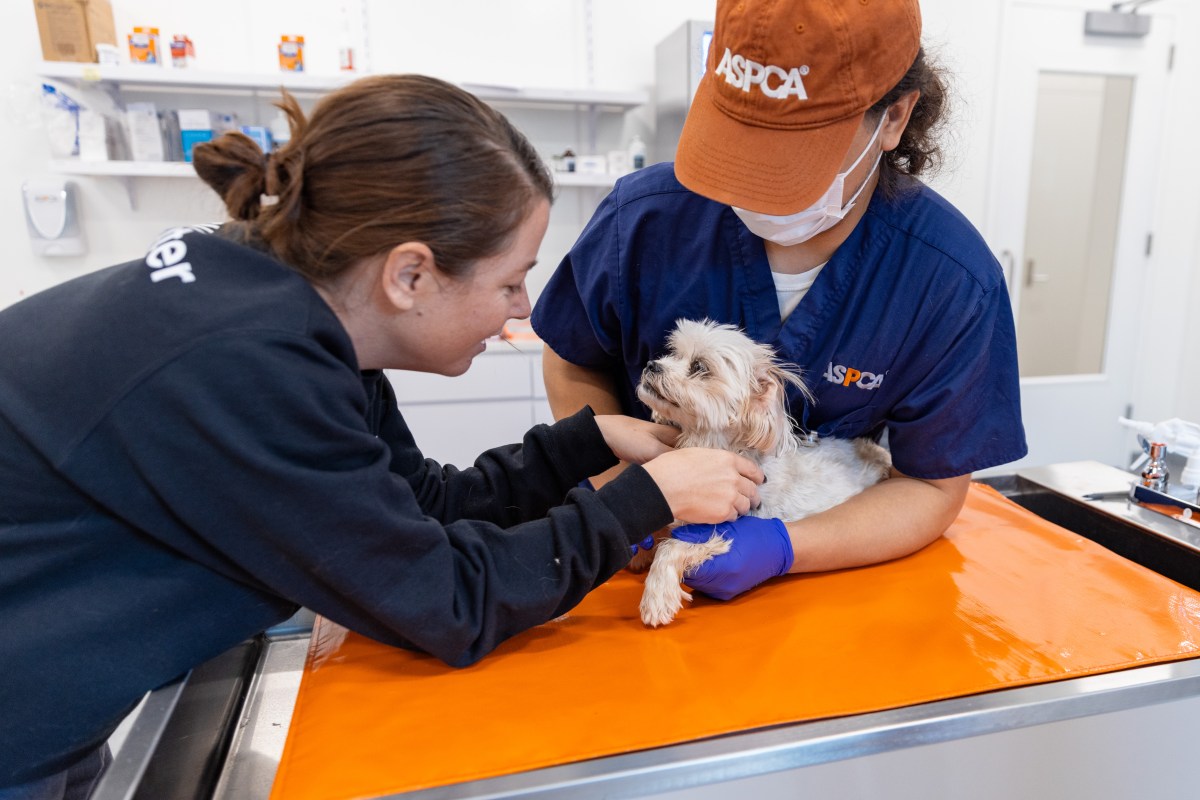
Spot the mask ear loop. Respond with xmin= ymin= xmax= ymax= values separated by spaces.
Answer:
xmin=840 ymin=110 xmax=889 ymax=209
xmin=845 ymin=110 xmax=888 ymax=176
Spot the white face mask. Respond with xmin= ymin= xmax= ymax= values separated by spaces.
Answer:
xmin=732 ymin=113 xmax=887 ymax=246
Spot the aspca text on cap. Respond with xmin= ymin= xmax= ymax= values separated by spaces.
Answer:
xmin=714 ymin=48 xmax=809 ymax=100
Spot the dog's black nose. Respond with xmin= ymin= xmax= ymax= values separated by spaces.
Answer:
xmin=644 ymin=360 xmax=662 ymax=375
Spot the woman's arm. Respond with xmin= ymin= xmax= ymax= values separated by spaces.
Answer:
xmin=542 ymin=345 xmax=624 ymax=417
xmin=673 ymin=469 xmax=970 ymax=602
xmin=372 ymin=366 xmax=629 ymax=525
xmin=542 ymin=345 xmax=629 ymax=489
xmin=784 ymin=469 xmax=970 ymax=573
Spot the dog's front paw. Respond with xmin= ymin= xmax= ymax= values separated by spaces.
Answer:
xmin=640 ymin=580 xmax=690 ymax=627
xmin=638 ymin=535 xmax=732 ymax=626
xmin=640 ymin=545 xmax=692 ymax=627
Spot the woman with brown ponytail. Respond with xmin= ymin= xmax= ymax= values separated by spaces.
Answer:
xmin=0 ymin=74 xmax=764 ymax=797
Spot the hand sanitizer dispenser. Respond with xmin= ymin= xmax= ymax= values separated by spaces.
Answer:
xmin=23 ymin=180 xmax=85 ymax=257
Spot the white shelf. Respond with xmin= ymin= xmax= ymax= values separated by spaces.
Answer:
xmin=48 ymin=160 xmax=634 ymax=188
xmin=459 ymin=82 xmax=646 ymax=109
xmin=49 ymin=159 xmax=196 ymax=177
xmin=36 ymin=62 xmax=647 ymax=108
xmin=38 ymin=62 xmax=644 ymax=206
xmin=37 ymin=61 xmax=352 ymax=93
xmin=554 ymin=172 xmax=628 ymax=188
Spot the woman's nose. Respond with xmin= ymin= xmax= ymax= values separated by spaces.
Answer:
xmin=511 ymin=287 xmax=531 ymax=319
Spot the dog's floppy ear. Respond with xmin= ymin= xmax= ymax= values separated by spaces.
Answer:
xmin=734 ymin=354 xmax=788 ymax=453
xmin=771 ymin=363 xmax=816 ymax=406
xmin=736 ymin=353 xmax=815 ymax=454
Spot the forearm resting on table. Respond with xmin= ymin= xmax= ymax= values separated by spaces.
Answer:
xmin=784 ymin=470 xmax=971 ymax=573
xmin=542 ymin=345 xmax=628 ymax=489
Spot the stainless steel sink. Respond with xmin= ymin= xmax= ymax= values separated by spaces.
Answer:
xmin=980 ymin=466 xmax=1200 ymax=592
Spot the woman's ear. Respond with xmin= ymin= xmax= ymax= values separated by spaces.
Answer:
xmin=881 ymin=89 xmax=920 ymax=152
xmin=379 ymin=242 xmax=437 ymax=312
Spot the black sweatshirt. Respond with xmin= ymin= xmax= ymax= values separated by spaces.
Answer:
xmin=0 ymin=226 xmax=672 ymax=786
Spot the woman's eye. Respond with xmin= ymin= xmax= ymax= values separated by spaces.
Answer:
xmin=688 ymin=360 xmax=707 ymax=376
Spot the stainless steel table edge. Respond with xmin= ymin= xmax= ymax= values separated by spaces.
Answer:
xmin=212 ymin=634 xmax=312 ymax=800
xmin=89 ymin=672 xmax=190 ymax=800
xmin=375 ymin=659 xmax=1200 ymax=799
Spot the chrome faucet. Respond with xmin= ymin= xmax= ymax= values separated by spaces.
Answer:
xmin=1141 ymin=442 xmax=1170 ymax=493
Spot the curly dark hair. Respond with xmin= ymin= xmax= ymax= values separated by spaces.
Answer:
xmin=868 ymin=48 xmax=950 ymax=200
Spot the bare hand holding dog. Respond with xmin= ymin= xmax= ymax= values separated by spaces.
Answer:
xmin=642 ymin=449 xmax=764 ymax=523
xmin=594 ymin=415 xmax=680 ymax=464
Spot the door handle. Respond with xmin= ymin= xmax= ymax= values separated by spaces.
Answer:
xmin=1024 ymin=258 xmax=1050 ymax=287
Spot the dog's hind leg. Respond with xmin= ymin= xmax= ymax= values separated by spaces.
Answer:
xmin=639 ymin=533 xmax=732 ymax=627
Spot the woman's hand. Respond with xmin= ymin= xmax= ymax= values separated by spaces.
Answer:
xmin=594 ymin=415 xmax=679 ymax=465
xmin=642 ymin=449 xmax=764 ymax=524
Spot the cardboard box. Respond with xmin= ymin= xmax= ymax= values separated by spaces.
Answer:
xmin=33 ymin=0 xmax=117 ymax=63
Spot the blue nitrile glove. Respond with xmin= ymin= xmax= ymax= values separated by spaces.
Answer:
xmin=671 ymin=517 xmax=793 ymax=601
xmin=630 ymin=534 xmax=655 ymax=556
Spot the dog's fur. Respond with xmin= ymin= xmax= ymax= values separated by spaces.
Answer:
xmin=637 ymin=319 xmax=891 ymax=627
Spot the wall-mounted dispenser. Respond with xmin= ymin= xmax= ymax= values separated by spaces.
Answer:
xmin=22 ymin=180 xmax=86 ymax=257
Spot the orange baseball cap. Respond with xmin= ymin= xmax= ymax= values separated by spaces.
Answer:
xmin=675 ymin=0 xmax=922 ymax=215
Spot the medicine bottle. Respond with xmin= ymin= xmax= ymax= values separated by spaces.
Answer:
xmin=629 ymin=135 xmax=646 ymax=170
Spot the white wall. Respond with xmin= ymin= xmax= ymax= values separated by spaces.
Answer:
xmin=1130 ymin=1 xmax=1200 ymax=424
xmin=2 ymin=0 xmax=1197 ymax=425
xmin=0 ymin=0 xmax=715 ymax=310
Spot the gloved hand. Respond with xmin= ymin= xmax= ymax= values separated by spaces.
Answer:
xmin=630 ymin=534 xmax=655 ymax=556
xmin=671 ymin=516 xmax=793 ymax=601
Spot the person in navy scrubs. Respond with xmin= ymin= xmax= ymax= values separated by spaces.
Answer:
xmin=532 ymin=0 xmax=1027 ymax=599
xmin=0 ymin=75 xmax=765 ymax=799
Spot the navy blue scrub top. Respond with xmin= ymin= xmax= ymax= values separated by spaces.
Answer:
xmin=531 ymin=162 xmax=1027 ymax=480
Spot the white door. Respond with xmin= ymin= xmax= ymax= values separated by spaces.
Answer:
xmin=984 ymin=2 xmax=1174 ymax=471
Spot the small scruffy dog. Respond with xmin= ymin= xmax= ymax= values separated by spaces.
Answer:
xmin=637 ymin=319 xmax=891 ymax=627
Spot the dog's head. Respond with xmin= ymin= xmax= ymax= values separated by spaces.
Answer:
xmin=636 ymin=319 xmax=814 ymax=455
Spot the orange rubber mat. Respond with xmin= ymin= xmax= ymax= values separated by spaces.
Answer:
xmin=270 ymin=484 xmax=1200 ymax=800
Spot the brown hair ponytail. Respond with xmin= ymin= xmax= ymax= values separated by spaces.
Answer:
xmin=190 ymin=131 xmax=269 ymax=223
xmin=193 ymin=74 xmax=554 ymax=283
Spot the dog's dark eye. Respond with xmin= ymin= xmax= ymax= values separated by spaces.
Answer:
xmin=689 ymin=359 xmax=707 ymax=377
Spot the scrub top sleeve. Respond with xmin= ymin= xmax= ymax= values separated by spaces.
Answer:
xmin=74 ymin=334 xmax=665 ymax=667
xmin=530 ymin=190 xmax=624 ymax=369
xmin=886 ymin=285 xmax=1028 ymax=479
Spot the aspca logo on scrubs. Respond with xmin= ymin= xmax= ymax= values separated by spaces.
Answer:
xmin=714 ymin=47 xmax=809 ymax=100
xmin=824 ymin=362 xmax=885 ymax=390
xmin=143 ymin=223 xmax=217 ymax=284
